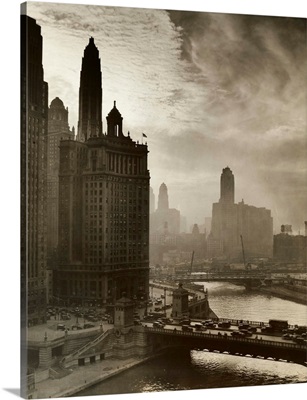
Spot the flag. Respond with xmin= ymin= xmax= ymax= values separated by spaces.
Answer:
xmin=142 ymin=133 xmax=147 ymax=138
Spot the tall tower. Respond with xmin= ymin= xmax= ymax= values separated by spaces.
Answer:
xmin=157 ymin=183 xmax=169 ymax=210
xmin=77 ymin=37 xmax=102 ymax=141
xmin=21 ymin=15 xmax=48 ymax=327
xmin=220 ymin=166 xmax=235 ymax=204
xmin=47 ymin=97 xmax=74 ymax=267
xmin=57 ymin=37 xmax=150 ymax=306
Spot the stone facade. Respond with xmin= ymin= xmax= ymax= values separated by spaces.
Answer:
xmin=55 ymin=38 xmax=150 ymax=306
xmin=21 ymin=15 xmax=48 ymax=327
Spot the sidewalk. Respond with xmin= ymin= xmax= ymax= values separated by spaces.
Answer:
xmin=36 ymin=356 xmax=149 ymax=398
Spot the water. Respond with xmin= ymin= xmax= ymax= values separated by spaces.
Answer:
xmin=203 ymin=281 xmax=307 ymax=325
xmin=76 ymin=282 xmax=307 ymax=396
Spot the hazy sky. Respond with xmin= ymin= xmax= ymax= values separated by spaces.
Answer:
xmin=26 ymin=2 xmax=307 ymax=233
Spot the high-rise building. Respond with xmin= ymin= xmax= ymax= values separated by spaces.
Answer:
xmin=274 ymin=224 xmax=307 ymax=263
xmin=77 ymin=37 xmax=103 ymax=142
xmin=55 ymin=38 xmax=150 ymax=305
xmin=21 ymin=15 xmax=48 ymax=326
xmin=209 ymin=167 xmax=273 ymax=259
xmin=157 ymin=182 xmax=169 ymax=210
xmin=150 ymin=187 xmax=155 ymax=214
xmin=46 ymin=98 xmax=74 ymax=304
xmin=47 ymin=97 xmax=74 ymax=265
xmin=150 ymin=183 xmax=180 ymax=235
xmin=220 ymin=166 xmax=234 ymax=204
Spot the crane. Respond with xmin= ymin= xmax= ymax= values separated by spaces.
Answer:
xmin=240 ymin=235 xmax=246 ymax=268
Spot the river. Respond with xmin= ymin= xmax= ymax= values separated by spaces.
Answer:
xmin=76 ymin=281 xmax=307 ymax=397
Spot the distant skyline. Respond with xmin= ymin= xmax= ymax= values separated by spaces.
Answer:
xmin=26 ymin=2 xmax=307 ymax=233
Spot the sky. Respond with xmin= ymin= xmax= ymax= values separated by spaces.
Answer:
xmin=0 ymin=1 xmax=306 ymax=397
xmin=25 ymin=1 xmax=307 ymax=233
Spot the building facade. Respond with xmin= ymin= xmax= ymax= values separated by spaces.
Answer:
xmin=150 ymin=183 xmax=180 ymax=235
xmin=55 ymin=38 xmax=150 ymax=306
xmin=274 ymin=225 xmax=307 ymax=264
xmin=21 ymin=15 xmax=48 ymax=326
xmin=208 ymin=167 xmax=273 ymax=260
xmin=47 ymin=97 xmax=74 ymax=266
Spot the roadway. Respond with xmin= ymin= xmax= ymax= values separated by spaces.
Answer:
xmin=141 ymin=320 xmax=303 ymax=346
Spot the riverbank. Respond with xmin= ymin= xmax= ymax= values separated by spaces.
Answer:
xmin=256 ymin=285 xmax=307 ymax=306
xmin=35 ymin=354 xmax=160 ymax=398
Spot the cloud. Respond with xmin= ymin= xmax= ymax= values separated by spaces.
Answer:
xmin=27 ymin=3 xmax=307 ymax=231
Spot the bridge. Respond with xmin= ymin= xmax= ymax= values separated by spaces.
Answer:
xmin=173 ymin=272 xmax=272 ymax=288
xmin=144 ymin=324 xmax=307 ymax=366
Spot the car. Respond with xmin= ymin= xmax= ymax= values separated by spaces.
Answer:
xmin=182 ymin=325 xmax=193 ymax=332
xmin=240 ymin=329 xmax=252 ymax=337
xmin=294 ymin=336 xmax=305 ymax=344
xmin=238 ymin=323 xmax=250 ymax=330
xmin=143 ymin=315 xmax=155 ymax=321
xmin=205 ymin=322 xmax=216 ymax=328
xmin=180 ymin=319 xmax=191 ymax=326
xmin=261 ymin=326 xmax=273 ymax=333
xmin=194 ymin=323 xmax=203 ymax=331
xmin=153 ymin=321 xmax=164 ymax=328
xmin=282 ymin=333 xmax=292 ymax=340
xmin=84 ymin=323 xmax=95 ymax=329
xmin=57 ymin=323 xmax=66 ymax=331
xmin=218 ymin=321 xmax=231 ymax=328
xmin=231 ymin=331 xmax=243 ymax=337
xmin=72 ymin=324 xmax=83 ymax=330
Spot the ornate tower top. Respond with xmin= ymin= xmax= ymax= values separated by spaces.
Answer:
xmin=106 ymin=101 xmax=123 ymax=137
xmin=48 ymin=97 xmax=71 ymax=135
xmin=77 ymin=37 xmax=103 ymax=141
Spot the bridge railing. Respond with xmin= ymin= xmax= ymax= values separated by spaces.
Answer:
xmin=177 ymin=275 xmax=267 ymax=281
xmin=60 ymin=328 xmax=114 ymax=367
xmin=192 ymin=317 xmax=298 ymax=330
xmin=144 ymin=326 xmax=306 ymax=349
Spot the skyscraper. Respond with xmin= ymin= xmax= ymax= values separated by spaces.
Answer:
xmin=151 ymin=183 xmax=180 ymax=235
xmin=209 ymin=167 xmax=273 ymax=259
xmin=220 ymin=166 xmax=234 ymax=204
xmin=21 ymin=15 xmax=48 ymax=326
xmin=157 ymin=182 xmax=169 ymax=210
xmin=47 ymin=97 xmax=74 ymax=265
xmin=77 ymin=37 xmax=103 ymax=142
xmin=56 ymin=38 xmax=150 ymax=305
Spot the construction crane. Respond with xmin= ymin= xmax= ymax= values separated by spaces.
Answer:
xmin=240 ymin=235 xmax=246 ymax=268
xmin=190 ymin=250 xmax=195 ymax=274
xmin=240 ymin=235 xmax=251 ymax=271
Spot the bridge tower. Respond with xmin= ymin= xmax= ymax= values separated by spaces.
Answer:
xmin=172 ymin=283 xmax=189 ymax=321
xmin=113 ymin=295 xmax=152 ymax=359
xmin=114 ymin=295 xmax=134 ymax=329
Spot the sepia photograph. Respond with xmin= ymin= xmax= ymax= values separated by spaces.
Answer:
xmin=4 ymin=0 xmax=307 ymax=399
